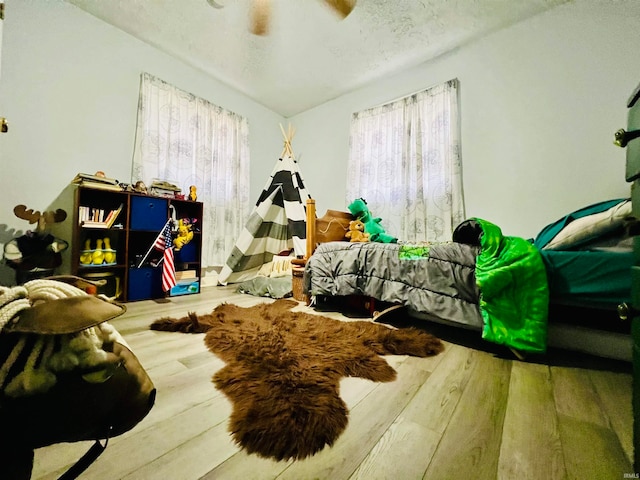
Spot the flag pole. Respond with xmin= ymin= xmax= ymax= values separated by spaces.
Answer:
xmin=137 ymin=219 xmax=172 ymax=268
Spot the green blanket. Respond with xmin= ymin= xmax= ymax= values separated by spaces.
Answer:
xmin=400 ymin=220 xmax=549 ymax=352
xmin=474 ymin=218 xmax=549 ymax=353
xmin=398 ymin=244 xmax=432 ymax=260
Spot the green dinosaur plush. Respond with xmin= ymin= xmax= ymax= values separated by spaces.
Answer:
xmin=348 ymin=198 xmax=398 ymax=243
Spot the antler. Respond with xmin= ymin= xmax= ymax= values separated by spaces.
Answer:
xmin=43 ymin=209 xmax=68 ymax=225
xmin=14 ymin=205 xmax=41 ymax=224
xmin=14 ymin=205 xmax=68 ymax=233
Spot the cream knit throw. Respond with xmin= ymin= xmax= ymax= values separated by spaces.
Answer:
xmin=0 ymin=279 xmax=125 ymax=397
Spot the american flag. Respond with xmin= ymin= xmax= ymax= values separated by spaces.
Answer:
xmin=155 ymin=221 xmax=177 ymax=292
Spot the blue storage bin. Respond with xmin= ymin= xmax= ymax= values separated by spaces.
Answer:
xmin=130 ymin=196 xmax=168 ymax=231
xmin=175 ymin=241 xmax=197 ymax=263
xmin=128 ymin=267 xmax=163 ymax=301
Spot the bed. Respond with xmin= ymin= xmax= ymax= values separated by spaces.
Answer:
xmin=303 ymin=198 xmax=635 ymax=361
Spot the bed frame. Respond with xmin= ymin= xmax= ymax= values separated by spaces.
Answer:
xmin=304 ymin=198 xmax=354 ymax=259
xmin=303 ymin=199 xmax=384 ymax=314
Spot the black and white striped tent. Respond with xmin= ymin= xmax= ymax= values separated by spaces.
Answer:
xmin=218 ymin=152 xmax=310 ymax=284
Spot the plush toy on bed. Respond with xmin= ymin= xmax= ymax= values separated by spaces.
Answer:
xmin=345 ymin=219 xmax=370 ymax=242
xmin=348 ymin=198 xmax=397 ymax=243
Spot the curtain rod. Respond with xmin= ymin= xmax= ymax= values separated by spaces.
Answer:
xmin=367 ymin=78 xmax=458 ymax=110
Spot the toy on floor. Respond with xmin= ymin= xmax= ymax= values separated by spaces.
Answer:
xmin=345 ymin=219 xmax=370 ymax=242
xmin=348 ymin=198 xmax=397 ymax=243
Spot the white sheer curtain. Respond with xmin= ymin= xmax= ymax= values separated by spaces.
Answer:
xmin=132 ymin=73 xmax=250 ymax=267
xmin=0 ymin=1 xmax=4 ymax=79
xmin=347 ymin=79 xmax=464 ymax=243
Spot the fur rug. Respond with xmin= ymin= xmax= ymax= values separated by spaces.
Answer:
xmin=150 ymin=299 xmax=443 ymax=461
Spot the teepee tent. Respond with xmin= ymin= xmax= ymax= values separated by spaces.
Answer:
xmin=218 ymin=125 xmax=310 ymax=284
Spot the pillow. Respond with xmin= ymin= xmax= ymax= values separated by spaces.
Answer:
xmin=255 ymin=255 xmax=294 ymax=278
xmin=257 ymin=261 xmax=274 ymax=277
xmin=269 ymin=255 xmax=294 ymax=278
xmin=544 ymin=200 xmax=632 ymax=250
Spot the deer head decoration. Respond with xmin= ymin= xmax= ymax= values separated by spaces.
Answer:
xmin=14 ymin=205 xmax=67 ymax=233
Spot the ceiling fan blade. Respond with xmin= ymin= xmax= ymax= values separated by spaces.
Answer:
xmin=250 ymin=0 xmax=271 ymax=36
xmin=205 ymin=0 xmax=225 ymax=9
xmin=322 ymin=0 xmax=356 ymax=19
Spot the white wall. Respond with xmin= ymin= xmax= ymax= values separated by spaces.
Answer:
xmin=290 ymin=0 xmax=640 ymax=239
xmin=2 ymin=0 xmax=640 ymax=287
xmin=0 ymin=0 xmax=284 ymax=285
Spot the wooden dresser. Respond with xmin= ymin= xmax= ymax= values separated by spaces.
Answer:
xmin=616 ymin=81 xmax=640 ymax=472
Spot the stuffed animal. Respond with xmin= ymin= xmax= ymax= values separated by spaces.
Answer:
xmin=133 ymin=181 xmax=147 ymax=194
xmin=5 ymin=205 xmax=69 ymax=273
xmin=173 ymin=219 xmax=194 ymax=251
xmin=188 ymin=185 xmax=198 ymax=201
xmin=345 ymin=220 xmax=370 ymax=242
xmin=348 ymin=198 xmax=398 ymax=243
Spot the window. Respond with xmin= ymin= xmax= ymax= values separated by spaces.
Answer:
xmin=347 ymin=79 xmax=464 ymax=242
xmin=132 ymin=73 xmax=250 ymax=267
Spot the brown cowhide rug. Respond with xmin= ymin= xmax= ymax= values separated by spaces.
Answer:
xmin=150 ymin=299 xmax=443 ymax=461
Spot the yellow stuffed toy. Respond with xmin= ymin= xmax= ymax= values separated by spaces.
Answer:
xmin=173 ymin=219 xmax=194 ymax=251
xmin=345 ymin=220 xmax=370 ymax=242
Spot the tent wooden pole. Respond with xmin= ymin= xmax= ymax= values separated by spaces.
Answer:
xmin=279 ymin=122 xmax=296 ymax=159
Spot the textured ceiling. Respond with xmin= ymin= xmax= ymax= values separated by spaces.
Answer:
xmin=67 ymin=0 xmax=569 ymax=117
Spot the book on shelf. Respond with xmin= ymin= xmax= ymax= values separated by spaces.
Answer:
xmin=82 ymin=182 xmax=124 ymax=192
xmin=72 ymin=172 xmax=119 ymax=185
xmin=150 ymin=179 xmax=181 ymax=198
xmin=72 ymin=172 xmax=123 ymax=191
xmin=175 ymin=270 xmax=197 ymax=280
xmin=80 ymin=203 xmax=124 ymax=229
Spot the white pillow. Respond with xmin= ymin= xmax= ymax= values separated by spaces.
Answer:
xmin=544 ymin=200 xmax=632 ymax=250
xmin=268 ymin=255 xmax=294 ymax=278
xmin=257 ymin=261 xmax=274 ymax=277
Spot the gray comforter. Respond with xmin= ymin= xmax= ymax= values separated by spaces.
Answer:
xmin=304 ymin=241 xmax=483 ymax=328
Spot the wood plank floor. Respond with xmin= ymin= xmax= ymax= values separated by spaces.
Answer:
xmin=32 ymin=286 xmax=635 ymax=480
